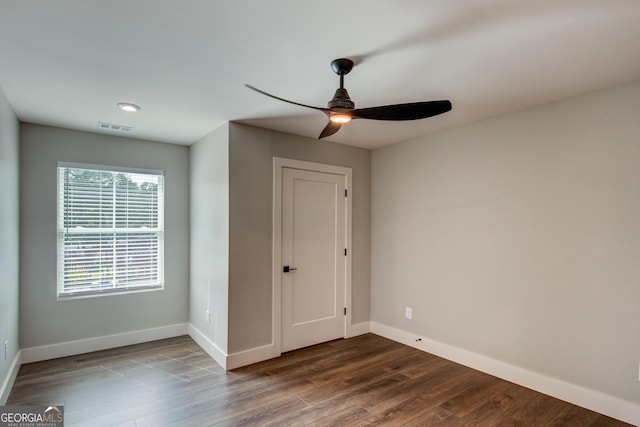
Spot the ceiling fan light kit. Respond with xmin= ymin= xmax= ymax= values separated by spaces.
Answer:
xmin=246 ymin=58 xmax=452 ymax=139
xmin=329 ymin=114 xmax=351 ymax=124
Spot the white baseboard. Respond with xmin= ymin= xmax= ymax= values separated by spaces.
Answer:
xmin=227 ymin=344 xmax=279 ymax=370
xmin=370 ymin=321 xmax=640 ymax=426
xmin=188 ymin=322 xmax=371 ymax=371
xmin=21 ymin=323 xmax=188 ymax=364
xmin=187 ymin=323 xmax=228 ymax=370
xmin=0 ymin=351 xmax=21 ymax=405
xmin=187 ymin=323 xmax=279 ymax=371
xmin=346 ymin=321 xmax=370 ymax=338
xmin=223 ymin=321 xmax=371 ymax=370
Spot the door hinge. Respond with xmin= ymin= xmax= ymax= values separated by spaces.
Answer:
xmin=344 ymin=248 xmax=347 ymax=256
xmin=344 ymin=307 xmax=347 ymax=316
xmin=345 ymin=189 xmax=348 ymax=197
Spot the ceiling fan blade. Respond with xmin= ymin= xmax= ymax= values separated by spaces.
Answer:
xmin=318 ymin=121 xmax=342 ymax=139
xmin=352 ymin=100 xmax=452 ymax=121
xmin=245 ymin=84 xmax=330 ymax=113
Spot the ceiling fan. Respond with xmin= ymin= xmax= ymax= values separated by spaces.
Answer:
xmin=246 ymin=58 xmax=452 ymax=139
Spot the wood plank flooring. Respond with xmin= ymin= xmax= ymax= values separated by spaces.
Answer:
xmin=7 ymin=334 xmax=631 ymax=426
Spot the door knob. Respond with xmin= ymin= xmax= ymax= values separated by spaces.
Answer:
xmin=283 ymin=266 xmax=298 ymax=273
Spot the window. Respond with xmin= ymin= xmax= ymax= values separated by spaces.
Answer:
xmin=57 ymin=163 xmax=164 ymax=298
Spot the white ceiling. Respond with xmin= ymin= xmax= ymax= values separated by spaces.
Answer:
xmin=1 ymin=1 xmax=640 ymax=149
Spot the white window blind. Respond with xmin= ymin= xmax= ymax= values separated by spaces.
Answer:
xmin=57 ymin=164 xmax=164 ymax=298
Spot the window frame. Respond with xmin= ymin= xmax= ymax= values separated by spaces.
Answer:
xmin=56 ymin=161 xmax=165 ymax=299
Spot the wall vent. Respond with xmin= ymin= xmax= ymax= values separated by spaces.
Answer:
xmin=98 ymin=122 xmax=133 ymax=132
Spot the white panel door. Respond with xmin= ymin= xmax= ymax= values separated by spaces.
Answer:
xmin=281 ymin=167 xmax=346 ymax=352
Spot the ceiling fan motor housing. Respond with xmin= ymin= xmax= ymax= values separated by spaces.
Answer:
xmin=328 ymin=88 xmax=355 ymax=109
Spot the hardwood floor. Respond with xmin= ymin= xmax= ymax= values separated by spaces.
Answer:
xmin=7 ymin=334 xmax=631 ymax=426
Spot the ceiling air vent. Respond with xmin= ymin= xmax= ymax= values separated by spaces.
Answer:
xmin=98 ymin=122 xmax=133 ymax=132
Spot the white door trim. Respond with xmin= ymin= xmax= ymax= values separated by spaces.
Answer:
xmin=273 ymin=157 xmax=353 ymax=355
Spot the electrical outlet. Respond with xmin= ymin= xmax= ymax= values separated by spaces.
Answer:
xmin=4 ymin=340 xmax=7 ymax=360
xmin=405 ymin=307 xmax=412 ymax=320
xmin=206 ymin=310 xmax=211 ymax=324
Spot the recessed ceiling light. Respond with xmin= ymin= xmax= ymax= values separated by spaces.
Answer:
xmin=117 ymin=102 xmax=141 ymax=112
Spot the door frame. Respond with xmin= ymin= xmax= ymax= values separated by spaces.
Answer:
xmin=273 ymin=157 xmax=353 ymax=355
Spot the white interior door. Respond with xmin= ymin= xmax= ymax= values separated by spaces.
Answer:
xmin=281 ymin=166 xmax=346 ymax=352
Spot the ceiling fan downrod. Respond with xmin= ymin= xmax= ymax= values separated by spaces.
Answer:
xmin=327 ymin=58 xmax=355 ymax=110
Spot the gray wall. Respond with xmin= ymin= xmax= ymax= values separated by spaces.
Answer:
xmin=227 ymin=122 xmax=371 ymax=353
xmin=371 ymin=80 xmax=640 ymax=403
xmin=190 ymin=123 xmax=229 ymax=353
xmin=20 ymin=124 xmax=189 ymax=348
xmin=0 ymin=87 xmax=19 ymax=402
